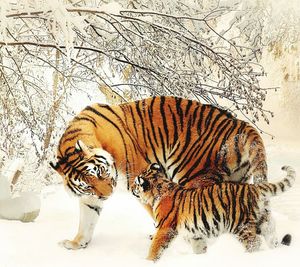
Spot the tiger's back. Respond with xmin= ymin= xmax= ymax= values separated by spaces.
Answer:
xmin=57 ymin=96 xmax=267 ymax=188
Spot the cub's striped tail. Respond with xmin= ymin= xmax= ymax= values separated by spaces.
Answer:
xmin=259 ymin=166 xmax=296 ymax=197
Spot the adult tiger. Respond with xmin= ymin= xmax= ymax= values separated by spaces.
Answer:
xmin=50 ymin=96 xmax=267 ymax=249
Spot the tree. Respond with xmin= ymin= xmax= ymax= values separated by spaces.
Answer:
xmin=0 ymin=0 xmax=299 ymax=187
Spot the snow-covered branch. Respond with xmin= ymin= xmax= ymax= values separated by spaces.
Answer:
xmin=1 ymin=0 xmax=299 ymax=183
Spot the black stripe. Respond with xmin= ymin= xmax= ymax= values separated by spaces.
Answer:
xmin=168 ymin=115 xmax=192 ymax=174
xmin=200 ymin=190 xmax=211 ymax=236
xmin=284 ymin=178 xmax=292 ymax=187
xmin=168 ymin=105 xmax=178 ymax=151
xmin=237 ymin=185 xmax=246 ymax=229
xmin=209 ymin=186 xmax=221 ymax=227
xmin=188 ymin=190 xmax=195 ymax=214
xmin=85 ymin=204 xmax=102 ymax=215
xmin=185 ymin=100 xmax=193 ymax=116
xmin=160 ymin=96 xmax=170 ymax=149
xmin=128 ymin=105 xmax=139 ymax=138
xmin=216 ymin=184 xmax=226 ymax=213
xmin=197 ymin=105 xmax=207 ymax=135
xmin=158 ymin=127 xmax=167 ymax=163
xmin=204 ymin=106 xmax=215 ymax=129
xmin=63 ymin=128 xmax=82 ymax=136
xmin=135 ymin=100 xmax=148 ymax=148
xmin=74 ymin=117 xmax=97 ymax=127
xmin=224 ymin=184 xmax=231 ymax=228
xmin=148 ymin=97 xmax=159 ymax=146
xmin=192 ymin=190 xmax=199 ymax=230
xmin=191 ymin=105 xmax=200 ymax=126
xmin=175 ymin=97 xmax=184 ymax=131
xmin=229 ymin=184 xmax=237 ymax=232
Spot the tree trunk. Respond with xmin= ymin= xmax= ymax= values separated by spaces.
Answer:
xmin=41 ymin=50 xmax=61 ymax=161
xmin=10 ymin=169 xmax=22 ymax=191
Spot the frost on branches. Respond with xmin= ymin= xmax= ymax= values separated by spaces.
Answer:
xmin=0 ymin=0 xmax=299 ymax=188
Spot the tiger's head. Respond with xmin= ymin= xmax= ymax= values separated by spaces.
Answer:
xmin=132 ymin=163 xmax=175 ymax=205
xmin=50 ymin=140 xmax=118 ymax=200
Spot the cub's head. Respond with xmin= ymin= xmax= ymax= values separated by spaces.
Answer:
xmin=132 ymin=163 xmax=174 ymax=204
xmin=50 ymin=140 xmax=118 ymax=200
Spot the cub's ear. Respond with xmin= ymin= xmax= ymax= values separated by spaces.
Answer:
xmin=75 ymin=140 xmax=92 ymax=157
xmin=135 ymin=176 xmax=150 ymax=192
xmin=49 ymin=161 xmax=59 ymax=170
xmin=149 ymin=163 xmax=161 ymax=171
xmin=141 ymin=179 xmax=150 ymax=192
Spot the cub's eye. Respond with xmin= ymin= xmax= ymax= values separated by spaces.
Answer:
xmin=156 ymin=184 xmax=162 ymax=190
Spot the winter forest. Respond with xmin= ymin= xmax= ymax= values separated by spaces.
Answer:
xmin=1 ymin=0 xmax=300 ymax=266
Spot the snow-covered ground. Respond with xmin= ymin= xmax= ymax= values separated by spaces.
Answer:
xmin=2 ymin=143 xmax=300 ymax=267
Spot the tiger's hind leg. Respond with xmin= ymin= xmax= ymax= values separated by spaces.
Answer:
xmin=60 ymin=196 xmax=103 ymax=250
xmin=189 ymin=236 xmax=207 ymax=254
xmin=247 ymin=138 xmax=268 ymax=184
xmin=252 ymin=159 xmax=268 ymax=184
xmin=258 ymin=208 xmax=282 ymax=249
xmin=235 ymin=222 xmax=262 ymax=252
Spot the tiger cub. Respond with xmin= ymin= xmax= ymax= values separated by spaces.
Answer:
xmin=132 ymin=163 xmax=295 ymax=261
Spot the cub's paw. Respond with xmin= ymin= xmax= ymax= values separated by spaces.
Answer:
xmin=59 ymin=239 xmax=89 ymax=250
xmin=146 ymin=255 xmax=158 ymax=262
xmin=268 ymin=237 xmax=279 ymax=249
xmin=192 ymin=245 xmax=207 ymax=254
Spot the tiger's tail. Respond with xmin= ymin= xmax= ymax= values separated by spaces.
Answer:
xmin=259 ymin=166 xmax=296 ymax=198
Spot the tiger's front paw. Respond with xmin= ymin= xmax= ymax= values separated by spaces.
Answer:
xmin=59 ymin=239 xmax=89 ymax=250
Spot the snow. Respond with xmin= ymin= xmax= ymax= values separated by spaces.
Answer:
xmin=1 ymin=143 xmax=300 ymax=267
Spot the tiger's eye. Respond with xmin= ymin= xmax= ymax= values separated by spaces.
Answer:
xmin=100 ymin=166 xmax=106 ymax=173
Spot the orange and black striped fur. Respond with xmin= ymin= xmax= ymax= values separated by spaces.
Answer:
xmin=52 ymin=139 xmax=117 ymax=199
xmin=132 ymin=164 xmax=295 ymax=261
xmin=50 ymin=96 xmax=268 ymax=249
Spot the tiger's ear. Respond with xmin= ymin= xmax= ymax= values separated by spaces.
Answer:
xmin=49 ymin=161 xmax=64 ymax=176
xmin=75 ymin=140 xmax=92 ymax=157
